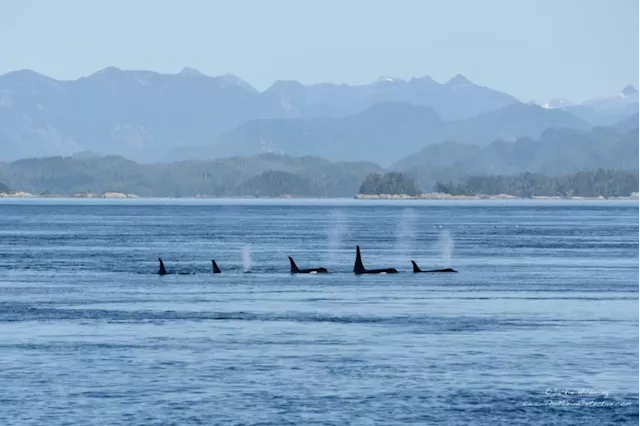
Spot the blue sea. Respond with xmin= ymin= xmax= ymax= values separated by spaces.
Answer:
xmin=0 ymin=199 xmax=637 ymax=425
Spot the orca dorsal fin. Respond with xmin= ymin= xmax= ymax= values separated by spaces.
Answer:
xmin=354 ymin=246 xmax=366 ymax=274
xmin=158 ymin=258 xmax=167 ymax=275
xmin=212 ymin=260 xmax=221 ymax=273
xmin=288 ymin=256 xmax=299 ymax=273
xmin=411 ymin=260 xmax=421 ymax=273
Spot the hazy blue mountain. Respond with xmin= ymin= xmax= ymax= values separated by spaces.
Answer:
xmin=261 ymin=73 xmax=520 ymax=120
xmin=0 ymin=68 xmax=522 ymax=162
xmin=583 ymin=85 xmax=639 ymax=111
xmin=0 ymin=67 xmax=265 ymax=161
xmin=541 ymin=85 xmax=639 ymax=126
xmin=449 ymin=103 xmax=590 ymax=145
xmin=393 ymin=126 xmax=639 ymax=190
xmin=559 ymin=103 xmax=639 ymax=126
xmin=172 ymin=102 xmax=590 ymax=166
xmin=613 ymin=113 xmax=639 ymax=133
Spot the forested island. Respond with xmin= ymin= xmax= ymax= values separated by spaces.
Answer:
xmin=433 ymin=170 xmax=639 ymax=198
xmin=355 ymin=170 xmax=638 ymax=199
xmin=358 ymin=172 xmax=422 ymax=196
xmin=0 ymin=154 xmax=380 ymax=198
xmin=2 ymin=163 xmax=636 ymax=200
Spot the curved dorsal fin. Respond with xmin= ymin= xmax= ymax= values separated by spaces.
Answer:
xmin=288 ymin=256 xmax=299 ymax=273
xmin=158 ymin=258 xmax=167 ymax=275
xmin=411 ymin=260 xmax=421 ymax=273
xmin=353 ymin=246 xmax=366 ymax=274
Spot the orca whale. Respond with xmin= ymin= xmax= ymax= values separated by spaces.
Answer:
xmin=289 ymin=256 xmax=328 ymax=274
xmin=411 ymin=260 xmax=457 ymax=273
xmin=212 ymin=260 xmax=221 ymax=274
xmin=353 ymin=246 xmax=398 ymax=274
xmin=158 ymin=258 xmax=168 ymax=275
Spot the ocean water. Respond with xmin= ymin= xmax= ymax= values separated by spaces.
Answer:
xmin=0 ymin=199 xmax=637 ymax=425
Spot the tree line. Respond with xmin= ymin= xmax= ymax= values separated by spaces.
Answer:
xmin=434 ymin=169 xmax=639 ymax=197
xmin=0 ymin=154 xmax=382 ymax=197
xmin=1 ymin=154 xmax=637 ymax=199
xmin=358 ymin=172 xmax=421 ymax=196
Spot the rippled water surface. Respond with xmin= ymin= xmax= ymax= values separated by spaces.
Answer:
xmin=0 ymin=199 xmax=637 ymax=425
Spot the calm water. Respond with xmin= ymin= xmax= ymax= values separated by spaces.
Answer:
xmin=0 ymin=199 xmax=637 ymax=425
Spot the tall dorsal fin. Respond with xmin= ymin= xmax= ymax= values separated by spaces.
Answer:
xmin=158 ymin=258 xmax=167 ymax=275
xmin=288 ymin=256 xmax=299 ymax=273
xmin=211 ymin=259 xmax=221 ymax=273
xmin=354 ymin=246 xmax=366 ymax=274
xmin=411 ymin=260 xmax=421 ymax=273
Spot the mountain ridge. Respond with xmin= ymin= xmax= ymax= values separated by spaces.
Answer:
xmin=170 ymin=102 xmax=591 ymax=166
xmin=0 ymin=67 xmax=637 ymax=164
xmin=540 ymin=85 xmax=639 ymax=126
xmin=0 ymin=68 xmax=520 ymax=162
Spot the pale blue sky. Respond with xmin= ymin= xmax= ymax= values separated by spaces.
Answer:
xmin=0 ymin=0 xmax=637 ymax=102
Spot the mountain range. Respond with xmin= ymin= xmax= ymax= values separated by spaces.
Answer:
xmin=0 ymin=67 xmax=637 ymax=164
xmin=541 ymin=84 xmax=639 ymax=126
xmin=0 ymin=124 xmax=636 ymax=197
xmin=171 ymin=102 xmax=591 ymax=166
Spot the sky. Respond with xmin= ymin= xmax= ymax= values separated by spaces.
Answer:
xmin=0 ymin=0 xmax=637 ymax=103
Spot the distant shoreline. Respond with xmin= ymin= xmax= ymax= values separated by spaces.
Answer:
xmin=0 ymin=192 xmax=142 ymax=199
xmin=0 ymin=191 xmax=637 ymax=201
xmin=0 ymin=192 xmax=328 ymax=200
xmin=354 ymin=193 xmax=640 ymax=201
